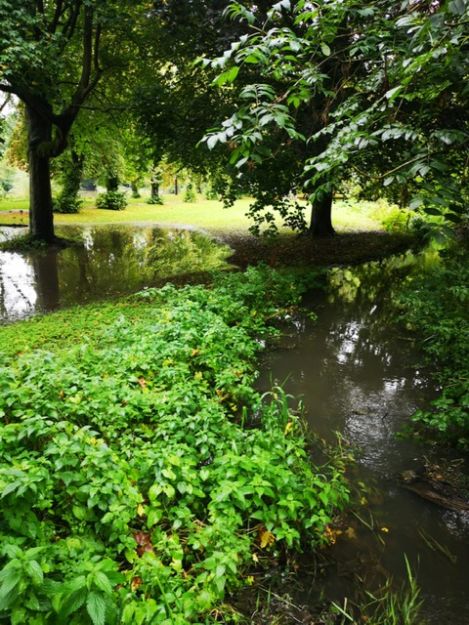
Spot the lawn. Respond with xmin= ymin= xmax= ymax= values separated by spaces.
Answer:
xmin=0 ymin=194 xmax=383 ymax=233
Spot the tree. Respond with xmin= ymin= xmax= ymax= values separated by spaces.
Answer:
xmin=204 ymin=0 xmax=468 ymax=235
xmin=0 ymin=0 xmax=143 ymax=242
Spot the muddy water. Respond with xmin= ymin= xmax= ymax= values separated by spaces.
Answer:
xmin=260 ymin=260 xmax=469 ymax=624
xmin=1 ymin=225 xmax=467 ymax=621
xmin=0 ymin=225 xmax=230 ymax=323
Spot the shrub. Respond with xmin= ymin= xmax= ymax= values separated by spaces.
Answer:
xmin=54 ymin=193 xmax=83 ymax=214
xmin=0 ymin=266 xmax=348 ymax=624
xmin=147 ymin=195 xmax=164 ymax=205
xmin=96 ymin=190 xmax=128 ymax=211
xmin=395 ymin=245 xmax=469 ymax=448
xmin=183 ymin=183 xmax=197 ymax=203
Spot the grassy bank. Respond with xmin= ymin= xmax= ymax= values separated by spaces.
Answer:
xmin=394 ymin=243 xmax=469 ymax=449
xmin=0 ymin=266 xmax=348 ymax=625
xmin=0 ymin=195 xmax=383 ymax=233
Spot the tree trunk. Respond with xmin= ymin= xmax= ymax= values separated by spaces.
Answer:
xmin=26 ymin=106 xmax=55 ymax=242
xmin=131 ymin=181 xmax=140 ymax=198
xmin=106 ymin=177 xmax=119 ymax=192
xmin=174 ymin=177 xmax=178 ymax=195
xmin=56 ymin=150 xmax=83 ymax=212
xmin=309 ymin=190 xmax=335 ymax=237
xmin=151 ymin=181 xmax=160 ymax=200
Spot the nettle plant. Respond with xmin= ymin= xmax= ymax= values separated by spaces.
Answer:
xmin=0 ymin=266 xmax=348 ymax=625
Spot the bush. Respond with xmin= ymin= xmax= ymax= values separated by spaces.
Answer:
xmin=184 ymin=183 xmax=197 ymax=203
xmin=147 ymin=195 xmax=164 ymax=205
xmin=96 ymin=190 xmax=128 ymax=211
xmin=395 ymin=245 xmax=469 ymax=448
xmin=0 ymin=266 xmax=348 ymax=625
xmin=54 ymin=193 xmax=83 ymax=214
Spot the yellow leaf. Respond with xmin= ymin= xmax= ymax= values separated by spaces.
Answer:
xmin=137 ymin=504 xmax=145 ymax=517
xmin=380 ymin=527 xmax=389 ymax=533
xmin=260 ymin=530 xmax=275 ymax=549
xmin=345 ymin=527 xmax=357 ymax=540
xmin=194 ymin=372 xmax=203 ymax=381
xmin=191 ymin=349 xmax=200 ymax=357
xmin=284 ymin=421 xmax=293 ymax=435
xmin=252 ymin=553 xmax=259 ymax=563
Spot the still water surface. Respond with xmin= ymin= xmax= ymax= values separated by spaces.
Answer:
xmin=0 ymin=225 xmax=230 ymax=323
xmin=1 ymin=225 xmax=467 ymax=622
xmin=260 ymin=260 xmax=469 ymax=624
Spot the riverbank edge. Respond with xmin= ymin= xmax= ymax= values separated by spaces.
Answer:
xmin=0 ymin=265 xmax=350 ymax=625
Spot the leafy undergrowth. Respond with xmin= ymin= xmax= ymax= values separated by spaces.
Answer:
xmin=0 ymin=266 xmax=348 ymax=625
xmin=395 ymin=244 xmax=469 ymax=449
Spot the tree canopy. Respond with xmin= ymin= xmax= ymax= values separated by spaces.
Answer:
xmin=203 ymin=0 xmax=469 ymax=234
xmin=0 ymin=0 xmax=145 ymax=240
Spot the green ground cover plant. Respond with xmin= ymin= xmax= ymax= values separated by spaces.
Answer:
xmin=395 ymin=244 xmax=469 ymax=449
xmin=0 ymin=266 xmax=348 ymax=625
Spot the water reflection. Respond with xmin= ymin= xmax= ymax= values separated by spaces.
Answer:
xmin=0 ymin=225 xmax=231 ymax=323
xmin=259 ymin=254 xmax=469 ymax=625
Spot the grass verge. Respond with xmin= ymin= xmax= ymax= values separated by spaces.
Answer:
xmin=0 ymin=266 xmax=348 ymax=625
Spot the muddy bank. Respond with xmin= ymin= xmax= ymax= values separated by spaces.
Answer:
xmin=220 ymin=230 xmax=413 ymax=268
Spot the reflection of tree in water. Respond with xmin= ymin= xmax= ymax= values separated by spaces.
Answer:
xmin=32 ymin=251 xmax=60 ymax=311
xmin=55 ymin=226 xmax=231 ymax=308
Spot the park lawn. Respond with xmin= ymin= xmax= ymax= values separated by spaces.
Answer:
xmin=0 ymin=194 xmax=383 ymax=233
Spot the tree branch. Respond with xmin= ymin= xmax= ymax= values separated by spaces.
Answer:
xmin=50 ymin=0 xmax=65 ymax=33
xmin=63 ymin=0 xmax=82 ymax=40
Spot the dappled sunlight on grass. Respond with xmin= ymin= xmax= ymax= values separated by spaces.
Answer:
xmin=0 ymin=193 xmax=384 ymax=233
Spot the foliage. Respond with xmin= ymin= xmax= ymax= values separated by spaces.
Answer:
xmin=331 ymin=556 xmax=423 ymax=625
xmin=394 ymin=244 xmax=469 ymax=448
xmin=0 ymin=266 xmax=348 ymax=624
xmin=147 ymin=195 xmax=164 ymax=206
xmin=96 ymin=191 xmax=128 ymax=212
xmin=54 ymin=193 xmax=83 ymax=215
xmin=203 ymin=0 xmax=469 ymax=232
xmin=0 ymin=164 xmax=13 ymax=198
xmin=183 ymin=183 xmax=197 ymax=203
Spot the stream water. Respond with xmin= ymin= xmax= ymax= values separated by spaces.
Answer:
xmin=260 ymin=260 xmax=469 ymax=624
xmin=1 ymin=225 xmax=467 ymax=622
xmin=0 ymin=225 xmax=230 ymax=323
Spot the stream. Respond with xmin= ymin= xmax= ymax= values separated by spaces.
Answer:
xmin=260 ymin=260 xmax=469 ymax=624
xmin=1 ymin=225 xmax=468 ymax=623
xmin=0 ymin=225 xmax=230 ymax=323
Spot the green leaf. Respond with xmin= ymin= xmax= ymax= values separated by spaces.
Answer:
xmin=93 ymin=572 xmax=113 ymax=595
xmin=214 ymin=66 xmax=240 ymax=86
xmin=320 ymin=43 xmax=331 ymax=57
xmin=86 ymin=591 xmax=107 ymax=625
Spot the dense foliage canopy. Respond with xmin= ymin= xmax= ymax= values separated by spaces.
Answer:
xmin=204 ymin=0 xmax=469 ymax=234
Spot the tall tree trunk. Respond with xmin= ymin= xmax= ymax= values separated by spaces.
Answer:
xmin=106 ymin=176 xmax=119 ymax=192
xmin=174 ymin=177 xmax=178 ymax=195
xmin=309 ymin=190 xmax=335 ymax=237
xmin=26 ymin=106 xmax=55 ymax=242
xmin=131 ymin=181 xmax=140 ymax=198
xmin=56 ymin=150 xmax=83 ymax=212
xmin=150 ymin=181 xmax=159 ymax=199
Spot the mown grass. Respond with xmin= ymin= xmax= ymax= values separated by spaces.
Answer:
xmin=0 ymin=194 xmax=382 ymax=233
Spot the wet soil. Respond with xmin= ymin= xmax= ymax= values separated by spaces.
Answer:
xmin=220 ymin=230 xmax=413 ymax=268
